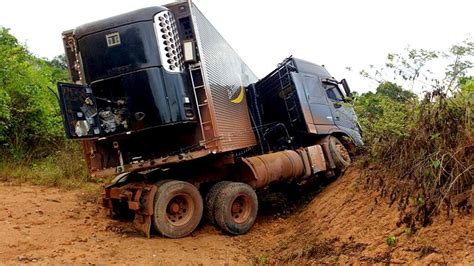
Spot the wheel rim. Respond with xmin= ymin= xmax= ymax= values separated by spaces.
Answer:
xmin=166 ymin=193 xmax=194 ymax=226
xmin=335 ymin=141 xmax=350 ymax=163
xmin=230 ymin=194 xmax=252 ymax=224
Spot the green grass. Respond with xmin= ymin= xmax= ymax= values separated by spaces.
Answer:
xmin=386 ymin=236 xmax=396 ymax=247
xmin=0 ymin=144 xmax=101 ymax=190
xmin=255 ymin=254 xmax=269 ymax=266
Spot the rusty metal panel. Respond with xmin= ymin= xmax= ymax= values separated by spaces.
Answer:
xmin=190 ymin=3 xmax=257 ymax=152
xmin=296 ymin=149 xmax=312 ymax=179
xmin=61 ymin=30 xmax=84 ymax=84
xmin=305 ymin=145 xmax=327 ymax=173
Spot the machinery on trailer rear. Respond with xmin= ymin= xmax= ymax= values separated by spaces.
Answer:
xmin=58 ymin=0 xmax=363 ymax=238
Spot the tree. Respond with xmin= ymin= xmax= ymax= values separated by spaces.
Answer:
xmin=359 ymin=40 xmax=474 ymax=94
xmin=354 ymin=87 xmax=414 ymax=151
xmin=46 ymin=54 xmax=69 ymax=82
xmin=376 ymin=81 xmax=416 ymax=103
xmin=0 ymin=27 xmax=68 ymax=159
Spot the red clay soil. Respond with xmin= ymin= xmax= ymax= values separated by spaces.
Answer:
xmin=0 ymin=167 xmax=472 ymax=264
xmin=237 ymin=167 xmax=474 ymax=264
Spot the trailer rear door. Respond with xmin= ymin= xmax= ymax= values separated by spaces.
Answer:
xmin=57 ymin=83 xmax=101 ymax=139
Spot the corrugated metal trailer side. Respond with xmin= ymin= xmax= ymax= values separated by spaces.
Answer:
xmin=190 ymin=3 xmax=258 ymax=152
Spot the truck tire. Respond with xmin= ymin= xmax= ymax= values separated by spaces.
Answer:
xmin=328 ymin=136 xmax=351 ymax=171
xmin=204 ymin=181 xmax=231 ymax=226
xmin=156 ymin=179 xmax=172 ymax=187
xmin=152 ymin=180 xmax=203 ymax=238
xmin=214 ymin=182 xmax=258 ymax=235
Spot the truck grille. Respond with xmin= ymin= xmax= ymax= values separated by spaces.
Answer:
xmin=154 ymin=11 xmax=183 ymax=72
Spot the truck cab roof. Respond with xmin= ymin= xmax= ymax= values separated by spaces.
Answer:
xmin=291 ymin=57 xmax=333 ymax=80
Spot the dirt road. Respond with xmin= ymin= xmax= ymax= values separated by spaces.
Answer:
xmin=0 ymin=185 xmax=253 ymax=264
xmin=1 ymin=168 xmax=472 ymax=264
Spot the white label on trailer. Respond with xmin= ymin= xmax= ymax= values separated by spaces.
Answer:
xmin=106 ymin=32 xmax=121 ymax=47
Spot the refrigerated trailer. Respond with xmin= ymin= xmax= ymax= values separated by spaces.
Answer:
xmin=57 ymin=0 xmax=363 ymax=238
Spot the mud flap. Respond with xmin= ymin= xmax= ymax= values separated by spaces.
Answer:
xmin=103 ymin=182 xmax=158 ymax=238
xmin=316 ymin=135 xmax=336 ymax=169
xmin=132 ymin=185 xmax=157 ymax=238
xmin=133 ymin=214 xmax=153 ymax=238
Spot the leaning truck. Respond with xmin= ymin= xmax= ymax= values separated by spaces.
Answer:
xmin=57 ymin=0 xmax=363 ymax=238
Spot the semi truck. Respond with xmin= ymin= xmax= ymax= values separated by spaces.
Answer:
xmin=57 ymin=0 xmax=363 ymax=238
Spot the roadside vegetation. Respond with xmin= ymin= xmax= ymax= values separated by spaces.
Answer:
xmin=0 ymin=27 xmax=93 ymax=188
xmin=353 ymin=41 xmax=473 ymax=229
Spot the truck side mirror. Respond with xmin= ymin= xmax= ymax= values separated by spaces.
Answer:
xmin=340 ymin=79 xmax=353 ymax=98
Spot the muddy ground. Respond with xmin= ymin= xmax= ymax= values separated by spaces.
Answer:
xmin=1 ymin=168 xmax=472 ymax=264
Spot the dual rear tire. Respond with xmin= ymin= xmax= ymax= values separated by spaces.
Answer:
xmin=205 ymin=182 xmax=258 ymax=235
xmin=151 ymin=180 xmax=258 ymax=238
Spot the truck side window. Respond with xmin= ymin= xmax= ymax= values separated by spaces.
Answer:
xmin=325 ymin=85 xmax=344 ymax=102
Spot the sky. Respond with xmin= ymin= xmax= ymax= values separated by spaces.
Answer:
xmin=0 ymin=0 xmax=472 ymax=94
